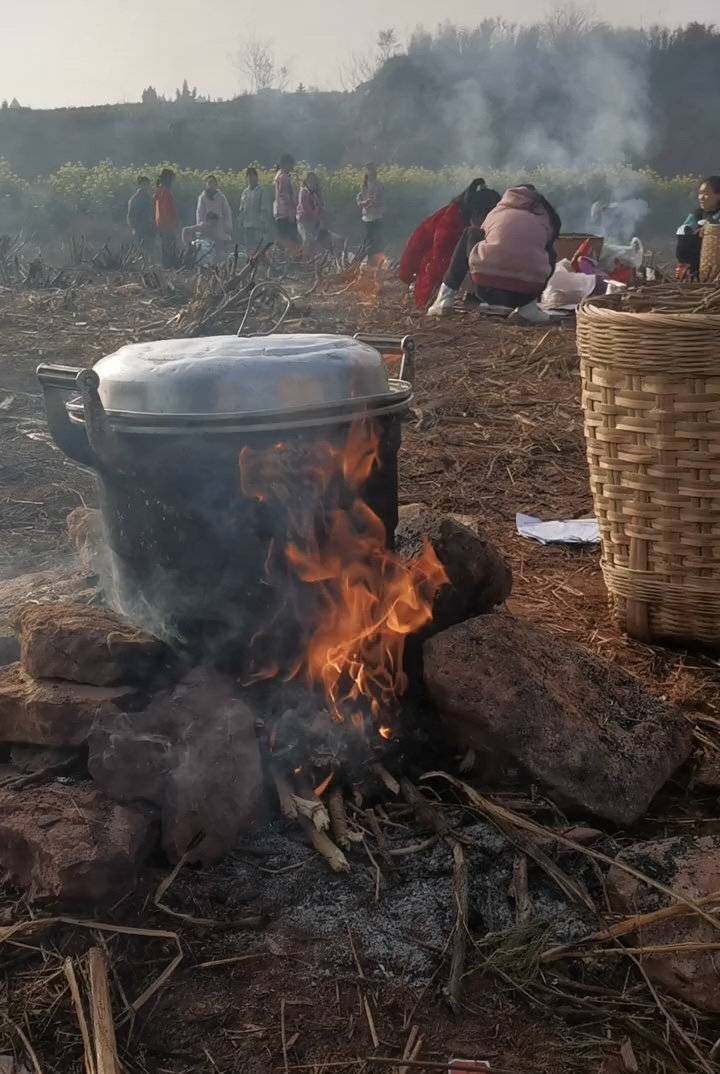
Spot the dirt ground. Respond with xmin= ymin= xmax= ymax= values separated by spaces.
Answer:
xmin=1 ymin=270 xmax=720 ymax=1074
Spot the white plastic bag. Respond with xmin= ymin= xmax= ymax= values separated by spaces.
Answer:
xmin=541 ymin=259 xmax=597 ymax=310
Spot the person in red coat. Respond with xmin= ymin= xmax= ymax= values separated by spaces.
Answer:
xmin=399 ymin=179 xmax=501 ymax=308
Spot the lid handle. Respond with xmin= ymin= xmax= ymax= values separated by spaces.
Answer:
xmin=354 ymin=334 xmax=415 ymax=385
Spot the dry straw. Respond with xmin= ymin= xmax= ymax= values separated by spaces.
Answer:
xmin=577 ymin=290 xmax=720 ymax=644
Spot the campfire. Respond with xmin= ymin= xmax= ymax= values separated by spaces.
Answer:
xmin=2 ymin=316 xmax=715 ymax=1074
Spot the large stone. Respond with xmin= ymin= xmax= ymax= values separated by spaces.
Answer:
xmin=14 ymin=601 xmax=174 ymax=687
xmin=0 ymin=663 xmax=131 ymax=746
xmin=0 ymin=780 xmax=156 ymax=901
xmin=395 ymin=511 xmax=511 ymax=634
xmin=607 ymin=836 xmax=720 ymax=1011
xmin=0 ymin=567 xmax=92 ymax=667
xmin=423 ymin=614 xmax=693 ymax=825
xmin=9 ymin=743 xmax=82 ymax=774
xmin=89 ymin=670 xmax=264 ymax=865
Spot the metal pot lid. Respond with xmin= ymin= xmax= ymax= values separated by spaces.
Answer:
xmin=90 ymin=334 xmax=391 ymax=417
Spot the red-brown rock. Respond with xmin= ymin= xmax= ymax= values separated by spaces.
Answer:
xmin=0 ymin=780 xmax=156 ymax=901
xmin=14 ymin=601 xmax=174 ymax=687
xmin=607 ymin=836 xmax=720 ymax=1012
xmin=0 ymin=566 xmax=93 ymax=667
xmin=395 ymin=511 xmax=511 ymax=634
xmin=423 ymin=613 xmax=693 ymax=824
xmin=0 ymin=663 xmax=132 ymax=746
xmin=89 ymin=670 xmax=265 ymax=865
xmin=10 ymin=744 xmax=81 ymax=773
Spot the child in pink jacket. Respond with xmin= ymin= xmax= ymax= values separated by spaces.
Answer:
xmin=296 ymin=172 xmax=325 ymax=250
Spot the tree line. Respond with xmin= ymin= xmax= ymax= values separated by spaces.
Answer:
xmin=0 ymin=18 xmax=718 ymax=178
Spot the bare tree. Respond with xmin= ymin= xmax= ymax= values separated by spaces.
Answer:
xmin=339 ymin=28 xmax=401 ymax=90
xmin=235 ymin=35 xmax=292 ymax=93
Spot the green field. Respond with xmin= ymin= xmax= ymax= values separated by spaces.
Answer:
xmin=0 ymin=159 xmax=700 ymax=249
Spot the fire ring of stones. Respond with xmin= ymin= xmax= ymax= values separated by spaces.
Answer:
xmin=0 ymin=502 xmax=699 ymax=1005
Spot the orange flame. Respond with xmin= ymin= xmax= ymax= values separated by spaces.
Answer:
xmin=240 ymin=422 xmax=447 ymax=732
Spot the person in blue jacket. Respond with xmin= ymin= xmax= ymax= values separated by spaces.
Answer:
xmin=676 ymin=176 xmax=720 ymax=278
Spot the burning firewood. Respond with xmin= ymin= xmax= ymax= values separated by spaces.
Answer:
xmin=296 ymin=814 xmax=349 ymax=873
xmin=328 ymin=785 xmax=351 ymax=850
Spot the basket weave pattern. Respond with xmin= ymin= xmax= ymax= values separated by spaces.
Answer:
xmin=700 ymin=223 xmax=720 ymax=283
xmin=577 ymin=295 xmax=720 ymax=644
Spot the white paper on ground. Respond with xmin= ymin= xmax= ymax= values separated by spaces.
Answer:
xmin=516 ymin=512 xmax=600 ymax=545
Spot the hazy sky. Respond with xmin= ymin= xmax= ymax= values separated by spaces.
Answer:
xmin=2 ymin=0 xmax=717 ymax=108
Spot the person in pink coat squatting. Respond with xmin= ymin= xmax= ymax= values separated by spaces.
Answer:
xmin=427 ymin=184 xmax=561 ymax=324
xmin=195 ymin=175 xmax=233 ymax=262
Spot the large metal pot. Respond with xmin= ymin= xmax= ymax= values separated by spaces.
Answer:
xmin=37 ymin=333 xmax=415 ymax=658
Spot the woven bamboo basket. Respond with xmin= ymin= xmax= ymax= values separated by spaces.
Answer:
xmin=555 ymin=233 xmax=604 ymax=262
xmin=700 ymin=223 xmax=720 ymax=283
xmin=577 ymin=292 xmax=720 ymax=645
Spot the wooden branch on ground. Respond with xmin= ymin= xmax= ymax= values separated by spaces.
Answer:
xmin=446 ymin=840 xmax=469 ymax=1015
xmin=87 ymin=947 xmax=120 ymax=1074
xmin=297 ymin=815 xmax=349 ymax=873
xmin=328 ymin=786 xmax=351 ymax=850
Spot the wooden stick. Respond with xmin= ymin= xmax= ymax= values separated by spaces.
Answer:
xmin=63 ymin=958 xmax=96 ymax=1074
xmin=511 ymin=855 xmax=532 ymax=927
xmin=364 ymin=1060 xmax=520 ymax=1073
xmin=446 ymin=840 xmax=469 ymax=1014
xmin=425 ymin=772 xmax=720 ymax=935
xmin=363 ymin=993 xmax=379 ymax=1049
xmin=297 ymin=815 xmax=349 ymax=872
xmin=280 ymin=997 xmax=289 ymax=1074
xmin=540 ymin=888 xmax=720 ymax=961
xmin=87 ymin=947 xmax=119 ymax=1074
xmin=551 ymin=940 xmax=720 ymax=959
xmin=385 ymin=837 xmax=438 ymax=858
xmin=400 ymin=779 xmax=449 ymax=838
xmin=328 ymin=786 xmax=351 ymax=849
xmin=365 ymin=808 xmax=394 ymax=869
xmin=292 ymin=795 xmax=330 ymax=831
xmin=372 ymin=763 xmax=400 ymax=796
xmin=273 ymin=769 xmax=299 ymax=820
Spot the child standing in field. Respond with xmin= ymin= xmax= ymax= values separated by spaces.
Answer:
xmin=154 ymin=168 xmax=178 ymax=269
xmin=296 ymin=172 xmax=325 ymax=254
xmin=356 ymin=162 xmax=385 ymax=260
xmin=273 ymin=154 xmax=299 ymax=246
xmin=238 ymin=167 xmax=268 ymax=252
xmin=126 ymin=175 xmax=156 ymax=257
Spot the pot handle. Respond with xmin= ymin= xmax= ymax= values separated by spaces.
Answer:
xmin=36 ymin=363 xmax=97 ymax=467
xmin=353 ymin=334 xmax=415 ymax=385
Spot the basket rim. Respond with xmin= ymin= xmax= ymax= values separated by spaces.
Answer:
xmin=579 ymin=295 xmax=720 ymax=328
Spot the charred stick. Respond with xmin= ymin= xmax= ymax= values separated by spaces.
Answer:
xmin=272 ymin=768 xmax=298 ymax=821
xmin=400 ymin=781 xmax=467 ymax=1011
xmin=372 ymin=763 xmax=400 ymax=797
xmin=328 ymin=786 xmax=351 ymax=850
xmin=511 ymin=854 xmax=532 ymax=927
xmin=400 ymin=778 xmax=449 ymax=839
xmin=365 ymin=808 xmax=394 ymax=870
xmin=446 ymin=840 xmax=469 ymax=1015
xmin=385 ymin=836 xmax=439 ymax=858
xmin=297 ymin=815 xmax=350 ymax=873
